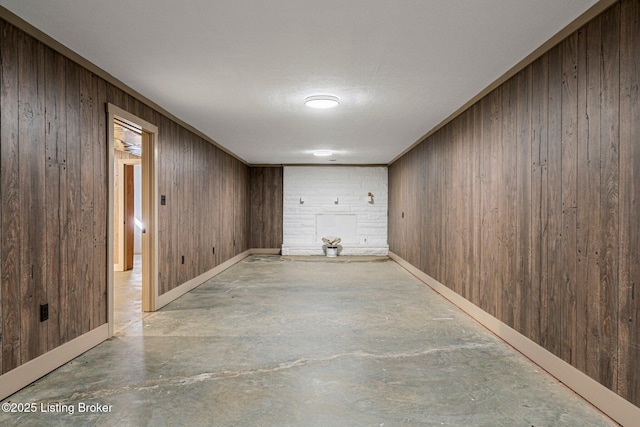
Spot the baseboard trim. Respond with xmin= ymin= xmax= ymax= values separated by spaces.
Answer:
xmin=281 ymin=245 xmax=389 ymax=256
xmin=156 ymin=249 xmax=252 ymax=309
xmin=389 ymin=251 xmax=639 ymax=427
xmin=250 ymin=248 xmax=281 ymax=255
xmin=0 ymin=324 xmax=109 ymax=401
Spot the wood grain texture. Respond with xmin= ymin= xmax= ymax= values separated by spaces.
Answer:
xmin=584 ymin=15 xmax=605 ymax=382
xmin=599 ymin=4 xmax=620 ymax=391
xmin=618 ymin=0 xmax=640 ymax=405
xmin=44 ymin=45 xmax=66 ymax=353
xmin=575 ymin=24 xmax=590 ymax=375
xmin=530 ymin=54 xmax=549 ymax=346
xmin=249 ymin=167 xmax=283 ymax=249
xmin=18 ymin=30 xmax=46 ymax=362
xmin=388 ymin=1 xmax=639 ymax=407
xmin=148 ymin=116 xmax=249 ymax=296
xmin=192 ymin=139 xmax=205 ymax=273
xmin=155 ymin=116 xmax=176 ymax=294
xmin=561 ymin=33 xmax=578 ymax=365
xmin=515 ymin=66 xmax=532 ymax=336
xmin=1 ymin=21 xmax=20 ymax=373
xmin=78 ymin=67 xmax=94 ymax=334
xmin=236 ymin=162 xmax=251 ymax=254
xmin=546 ymin=43 xmax=563 ymax=359
xmin=64 ymin=58 xmax=81 ymax=342
xmin=94 ymin=75 xmax=108 ymax=327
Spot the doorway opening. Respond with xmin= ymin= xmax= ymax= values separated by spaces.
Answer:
xmin=107 ymin=104 xmax=158 ymax=337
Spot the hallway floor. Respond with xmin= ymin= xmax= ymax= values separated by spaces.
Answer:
xmin=1 ymin=256 xmax=613 ymax=426
xmin=114 ymin=254 xmax=144 ymax=335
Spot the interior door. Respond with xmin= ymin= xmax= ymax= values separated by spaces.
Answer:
xmin=124 ymin=164 xmax=135 ymax=270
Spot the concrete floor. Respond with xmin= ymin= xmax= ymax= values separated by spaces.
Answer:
xmin=0 ymin=255 xmax=613 ymax=426
xmin=114 ymin=255 xmax=144 ymax=335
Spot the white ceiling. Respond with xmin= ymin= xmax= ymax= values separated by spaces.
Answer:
xmin=0 ymin=0 xmax=598 ymax=165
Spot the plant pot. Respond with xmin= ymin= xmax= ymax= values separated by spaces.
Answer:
xmin=326 ymin=247 xmax=337 ymax=257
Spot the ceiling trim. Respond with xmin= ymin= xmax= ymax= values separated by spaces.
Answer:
xmin=388 ymin=0 xmax=618 ymax=166
xmin=276 ymin=164 xmax=389 ymax=168
xmin=0 ymin=5 xmax=248 ymax=166
xmin=249 ymin=164 xmax=389 ymax=168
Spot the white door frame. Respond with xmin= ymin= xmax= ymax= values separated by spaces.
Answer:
xmin=107 ymin=103 xmax=159 ymax=338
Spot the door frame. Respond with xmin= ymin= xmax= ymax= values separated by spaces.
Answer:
xmin=107 ymin=103 xmax=159 ymax=337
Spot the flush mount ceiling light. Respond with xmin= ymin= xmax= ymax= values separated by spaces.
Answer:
xmin=313 ymin=150 xmax=333 ymax=157
xmin=304 ymin=94 xmax=340 ymax=109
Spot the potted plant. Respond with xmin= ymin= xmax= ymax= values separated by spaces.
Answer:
xmin=322 ymin=236 xmax=341 ymax=257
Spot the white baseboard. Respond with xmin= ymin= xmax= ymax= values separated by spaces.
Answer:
xmin=0 ymin=324 xmax=109 ymax=401
xmin=250 ymin=248 xmax=281 ymax=255
xmin=281 ymin=245 xmax=388 ymax=256
xmin=389 ymin=251 xmax=639 ymax=427
xmin=156 ymin=249 xmax=252 ymax=309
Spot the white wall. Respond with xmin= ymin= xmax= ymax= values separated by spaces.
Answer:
xmin=282 ymin=166 xmax=388 ymax=256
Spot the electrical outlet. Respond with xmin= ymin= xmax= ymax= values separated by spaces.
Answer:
xmin=40 ymin=303 xmax=49 ymax=322
xmin=181 ymin=255 xmax=185 ymax=265
xmin=161 ymin=195 xmax=166 ymax=205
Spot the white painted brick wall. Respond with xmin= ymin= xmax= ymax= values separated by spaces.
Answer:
xmin=282 ymin=166 xmax=388 ymax=256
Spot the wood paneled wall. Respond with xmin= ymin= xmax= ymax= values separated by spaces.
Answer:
xmin=249 ymin=167 xmax=283 ymax=249
xmin=0 ymin=24 xmax=109 ymax=373
xmin=389 ymin=0 xmax=640 ymax=406
xmin=0 ymin=19 xmax=250 ymax=375
xmin=154 ymin=118 xmax=250 ymax=295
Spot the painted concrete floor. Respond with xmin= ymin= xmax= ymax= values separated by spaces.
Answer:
xmin=0 ymin=255 xmax=613 ymax=426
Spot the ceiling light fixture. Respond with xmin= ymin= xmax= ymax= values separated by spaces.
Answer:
xmin=304 ymin=94 xmax=340 ymax=109
xmin=313 ymin=150 xmax=333 ymax=157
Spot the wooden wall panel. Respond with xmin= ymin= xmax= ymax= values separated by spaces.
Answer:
xmin=44 ymin=45 xmax=66 ymax=353
xmin=249 ymin=167 xmax=283 ymax=249
xmin=235 ymin=162 xmax=250 ymax=254
xmin=220 ymin=155 xmax=234 ymax=261
xmin=178 ymin=126 xmax=194 ymax=285
xmin=387 ymin=161 xmax=400 ymax=260
xmin=92 ymin=74 xmax=108 ymax=330
xmin=599 ymin=4 xmax=620 ymax=391
xmin=515 ymin=66 xmax=532 ymax=336
xmin=388 ymin=1 xmax=640 ymax=407
xmin=1 ymin=17 xmax=251 ymax=376
xmin=546 ymin=43 xmax=563 ymax=359
xmin=249 ymin=167 xmax=264 ymax=247
xmin=575 ymin=24 xmax=590 ymax=375
xmin=157 ymin=117 xmax=178 ymax=295
xmin=78 ymin=67 xmax=94 ymax=335
xmin=149 ymin=114 xmax=248 ymax=296
xmin=561 ymin=33 xmax=578 ymax=366
xmin=501 ymin=77 xmax=518 ymax=329
xmin=193 ymin=139 xmax=206 ymax=273
xmin=1 ymin=21 xmax=20 ymax=373
xmin=529 ymin=54 xmax=549 ymax=346
xmin=64 ymin=58 xmax=81 ymax=342
xmin=618 ymin=0 xmax=640 ymax=404
xmin=18 ymin=30 xmax=46 ymax=362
